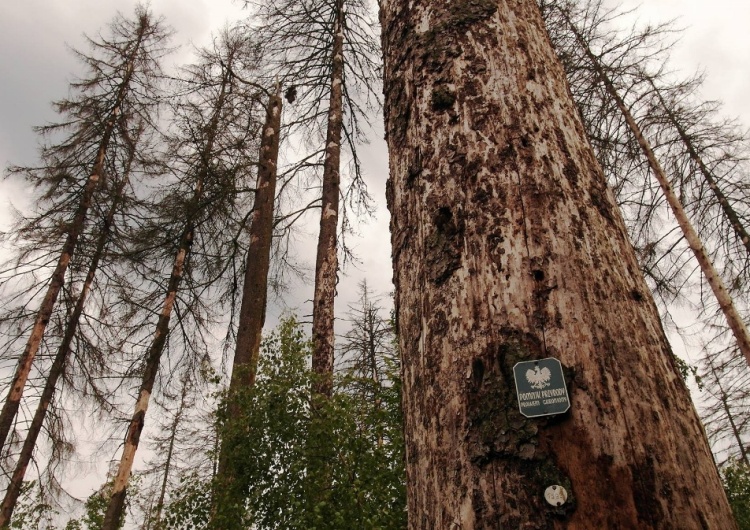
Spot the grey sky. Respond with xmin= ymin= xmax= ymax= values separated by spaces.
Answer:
xmin=0 ymin=0 xmax=747 ymax=512
xmin=0 ymin=0 xmax=747 ymax=323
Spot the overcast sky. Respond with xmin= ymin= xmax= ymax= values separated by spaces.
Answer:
xmin=0 ymin=0 xmax=747 ymax=328
xmin=0 ymin=0 xmax=748 ymax=512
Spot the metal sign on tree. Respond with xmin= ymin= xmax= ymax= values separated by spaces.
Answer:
xmin=513 ymin=358 xmax=570 ymax=418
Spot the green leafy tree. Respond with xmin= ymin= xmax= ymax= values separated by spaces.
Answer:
xmin=187 ymin=317 xmax=405 ymax=529
xmin=723 ymin=460 xmax=750 ymax=530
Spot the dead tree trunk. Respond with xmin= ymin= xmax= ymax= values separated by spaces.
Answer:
xmin=648 ymin=78 xmax=750 ymax=257
xmin=561 ymin=15 xmax=750 ymax=368
xmin=102 ymin=66 xmax=232 ymax=530
xmin=0 ymin=30 xmax=144 ymax=454
xmin=101 ymin=219 xmax=195 ymax=530
xmin=229 ymin=86 xmax=282 ymax=388
xmin=209 ymin=88 xmax=282 ymax=521
xmin=0 ymin=140 xmax=137 ymax=527
xmin=311 ymin=0 xmax=344 ymax=398
xmin=380 ymin=0 xmax=736 ymax=528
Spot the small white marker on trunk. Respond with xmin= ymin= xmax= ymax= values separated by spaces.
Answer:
xmin=544 ymin=485 xmax=568 ymax=507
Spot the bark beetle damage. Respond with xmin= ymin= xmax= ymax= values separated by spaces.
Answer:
xmin=387 ymin=76 xmax=409 ymax=144
xmin=418 ymin=1 xmax=498 ymax=71
xmin=129 ymin=409 xmax=146 ymax=445
xmin=431 ymin=85 xmax=456 ymax=111
xmin=466 ymin=332 xmax=575 ymax=523
xmin=425 ymin=206 xmax=463 ymax=284
xmin=630 ymin=454 xmax=665 ymax=526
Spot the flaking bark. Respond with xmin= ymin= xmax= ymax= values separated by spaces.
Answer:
xmin=380 ymin=0 xmax=736 ymax=527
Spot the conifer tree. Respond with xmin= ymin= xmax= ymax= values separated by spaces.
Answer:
xmin=0 ymin=5 xmax=170 ymax=457
xmin=249 ymin=0 xmax=379 ymax=397
xmin=544 ymin=0 xmax=750 ymax=367
xmin=0 ymin=122 xmax=146 ymax=527
xmin=102 ymin=29 xmax=263 ymax=528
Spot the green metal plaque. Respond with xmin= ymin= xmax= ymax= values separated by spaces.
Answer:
xmin=513 ymin=357 xmax=570 ymax=418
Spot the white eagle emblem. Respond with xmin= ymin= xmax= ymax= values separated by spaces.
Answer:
xmin=526 ymin=365 xmax=552 ymax=389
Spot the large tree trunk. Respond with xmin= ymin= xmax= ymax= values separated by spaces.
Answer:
xmin=380 ymin=1 xmax=736 ymax=528
xmin=0 ymin=148 xmax=135 ymax=527
xmin=0 ymin=27 xmax=145 ymax=455
xmin=230 ymin=87 xmax=282 ymax=388
xmin=561 ymin=17 xmax=750 ymax=368
xmin=311 ymin=0 xmax=345 ymax=398
xmin=210 ymin=89 xmax=282 ymax=525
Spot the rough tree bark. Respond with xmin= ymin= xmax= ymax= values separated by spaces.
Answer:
xmin=380 ymin=0 xmax=736 ymax=528
xmin=230 ymin=86 xmax=282 ymax=388
xmin=311 ymin=0 xmax=344 ymax=398
xmin=0 ymin=25 xmax=146 ymax=454
xmin=560 ymin=15 xmax=750 ymax=368
xmin=0 ymin=140 xmax=137 ymax=527
xmin=102 ymin=66 xmax=232 ymax=530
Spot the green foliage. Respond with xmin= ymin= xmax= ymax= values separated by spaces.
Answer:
xmin=161 ymin=471 xmax=213 ymax=530
xmin=723 ymin=459 xmax=750 ymax=529
xmin=674 ymin=355 xmax=703 ymax=390
xmin=63 ymin=480 xmax=129 ymax=530
xmin=165 ymin=317 xmax=406 ymax=529
xmin=9 ymin=482 xmax=56 ymax=530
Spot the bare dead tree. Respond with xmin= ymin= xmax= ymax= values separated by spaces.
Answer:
xmin=102 ymin=29 xmax=264 ymax=528
xmin=337 ymin=280 xmax=395 ymax=399
xmin=541 ymin=0 xmax=750 ymax=367
xmin=246 ymin=0 xmax=380 ymax=397
xmin=699 ymin=350 xmax=750 ymax=467
xmin=0 ymin=6 xmax=170 ymax=458
xmin=229 ymin=85 xmax=282 ymax=389
xmin=0 ymin=118 xmax=149 ymax=526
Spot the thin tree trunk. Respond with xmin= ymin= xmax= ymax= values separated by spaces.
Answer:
xmin=101 ymin=223 xmax=194 ymax=530
xmin=381 ymin=0 xmax=735 ymax=527
xmin=708 ymin=357 xmax=750 ymax=466
xmin=311 ymin=0 xmax=345 ymax=398
xmin=0 ymin=146 xmax=136 ymax=527
xmin=0 ymin=28 xmax=145 ymax=455
xmin=153 ymin=381 xmax=189 ymax=529
xmin=649 ymin=78 xmax=750 ymax=257
xmin=229 ymin=86 xmax=283 ymax=388
xmin=563 ymin=15 xmax=750 ymax=368
xmin=102 ymin=67 xmax=231 ymax=530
